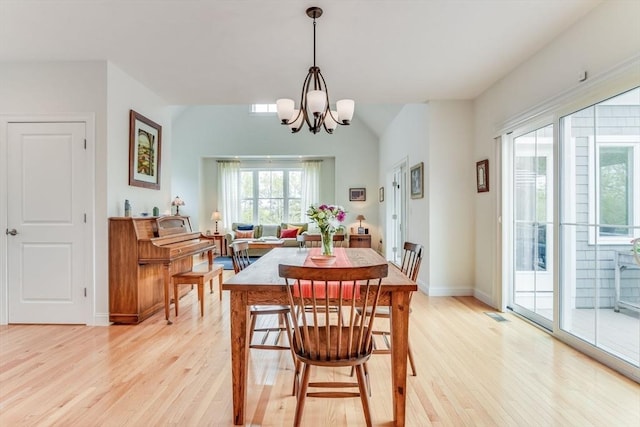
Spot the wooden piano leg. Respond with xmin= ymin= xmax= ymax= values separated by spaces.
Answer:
xmin=163 ymin=264 xmax=172 ymax=325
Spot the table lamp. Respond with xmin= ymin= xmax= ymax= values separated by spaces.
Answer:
xmin=171 ymin=196 xmax=185 ymax=215
xmin=211 ymin=211 xmax=222 ymax=234
xmin=356 ymin=214 xmax=366 ymax=234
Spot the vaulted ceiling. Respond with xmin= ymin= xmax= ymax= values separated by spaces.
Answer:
xmin=1 ymin=0 xmax=601 ymax=108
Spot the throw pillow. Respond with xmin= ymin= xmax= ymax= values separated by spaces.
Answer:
xmin=235 ymin=230 xmax=254 ymax=239
xmin=282 ymin=222 xmax=308 ymax=233
xmin=287 ymin=224 xmax=304 ymax=234
xmin=237 ymin=224 xmax=254 ymax=231
xmin=280 ymin=228 xmax=299 ymax=239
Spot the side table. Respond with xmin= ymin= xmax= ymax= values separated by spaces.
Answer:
xmin=202 ymin=233 xmax=227 ymax=256
xmin=349 ymin=234 xmax=371 ymax=248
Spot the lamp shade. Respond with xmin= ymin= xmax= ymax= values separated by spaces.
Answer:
xmin=211 ymin=211 xmax=222 ymax=221
xmin=356 ymin=214 xmax=366 ymax=221
xmin=336 ymin=99 xmax=355 ymax=124
xmin=325 ymin=110 xmax=338 ymax=132
xmin=288 ymin=109 xmax=304 ymax=131
xmin=307 ymin=90 xmax=327 ymax=115
xmin=171 ymin=196 xmax=185 ymax=207
xmin=276 ymin=98 xmax=295 ymax=123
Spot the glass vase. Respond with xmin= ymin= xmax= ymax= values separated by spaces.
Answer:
xmin=321 ymin=229 xmax=334 ymax=256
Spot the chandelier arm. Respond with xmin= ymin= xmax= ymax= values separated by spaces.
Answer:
xmin=317 ymin=71 xmax=343 ymax=128
xmin=312 ymin=67 xmax=322 ymax=92
xmin=288 ymin=70 xmax=314 ymax=132
xmin=308 ymin=67 xmax=327 ymax=132
xmin=301 ymin=71 xmax=317 ymax=132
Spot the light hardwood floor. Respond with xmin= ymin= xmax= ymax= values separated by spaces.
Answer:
xmin=1 ymin=270 xmax=639 ymax=426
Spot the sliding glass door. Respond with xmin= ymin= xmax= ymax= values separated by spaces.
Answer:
xmin=508 ymin=124 xmax=554 ymax=328
xmin=560 ymin=87 xmax=639 ymax=366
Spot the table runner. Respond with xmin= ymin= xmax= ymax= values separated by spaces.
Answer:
xmin=294 ymin=247 xmax=359 ymax=298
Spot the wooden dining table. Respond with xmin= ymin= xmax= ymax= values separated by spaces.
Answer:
xmin=222 ymin=247 xmax=417 ymax=426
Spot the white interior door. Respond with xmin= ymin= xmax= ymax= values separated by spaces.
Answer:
xmin=7 ymin=122 xmax=87 ymax=324
xmin=387 ymin=163 xmax=406 ymax=264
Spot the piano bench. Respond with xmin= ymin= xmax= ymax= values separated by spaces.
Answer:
xmin=172 ymin=264 xmax=224 ymax=317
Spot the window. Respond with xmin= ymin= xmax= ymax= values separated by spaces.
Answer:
xmin=251 ymin=104 xmax=277 ymax=113
xmin=240 ymin=169 xmax=302 ymax=223
xmin=598 ymin=145 xmax=635 ymax=238
xmin=574 ymin=87 xmax=640 ymax=244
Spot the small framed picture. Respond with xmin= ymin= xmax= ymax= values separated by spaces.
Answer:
xmin=379 ymin=186 xmax=384 ymax=202
xmin=129 ymin=110 xmax=162 ymax=190
xmin=357 ymin=227 xmax=365 ymax=234
xmin=349 ymin=187 xmax=366 ymax=201
xmin=410 ymin=162 xmax=424 ymax=199
xmin=476 ymin=159 xmax=489 ymax=193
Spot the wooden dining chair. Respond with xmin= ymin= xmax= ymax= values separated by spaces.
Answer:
xmin=297 ymin=233 xmax=321 ymax=248
xmin=228 ymin=241 xmax=295 ymax=368
xmin=229 ymin=240 xmax=252 ymax=273
xmin=279 ymin=263 xmax=389 ymax=427
xmin=297 ymin=233 xmax=345 ymax=248
xmin=357 ymin=241 xmax=422 ymax=377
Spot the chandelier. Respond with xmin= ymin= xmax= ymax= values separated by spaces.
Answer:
xmin=276 ymin=7 xmax=354 ymax=134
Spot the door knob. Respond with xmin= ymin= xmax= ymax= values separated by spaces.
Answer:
xmin=5 ymin=229 xmax=18 ymax=236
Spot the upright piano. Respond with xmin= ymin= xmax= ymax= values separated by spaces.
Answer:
xmin=109 ymin=216 xmax=215 ymax=324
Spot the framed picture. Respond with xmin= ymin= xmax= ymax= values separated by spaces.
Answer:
xmin=129 ymin=110 xmax=162 ymax=190
xmin=379 ymin=186 xmax=384 ymax=202
xmin=476 ymin=159 xmax=489 ymax=193
xmin=349 ymin=187 xmax=366 ymax=201
xmin=410 ymin=162 xmax=424 ymax=199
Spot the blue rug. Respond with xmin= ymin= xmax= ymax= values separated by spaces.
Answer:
xmin=214 ymin=256 xmax=260 ymax=270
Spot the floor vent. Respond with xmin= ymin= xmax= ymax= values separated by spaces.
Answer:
xmin=485 ymin=312 xmax=508 ymax=322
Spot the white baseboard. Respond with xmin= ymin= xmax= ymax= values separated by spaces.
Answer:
xmin=91 ymin=313 xmax=111 ymax=326
xmin=422 ymin=284 xmax=474 ymax=297
xmin=473 ymin=288 xmax=495 ymax=308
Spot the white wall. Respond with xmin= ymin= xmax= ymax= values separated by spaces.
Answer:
xmin=0 ymin=61 xmax=171 ymax=325
xmin=106 ymin=63 xmax=173 ymax=218
xmin=103 ymin=63 xmax=171 ymax=324
xmin=171 ymin=106 xmax=381 ymax=243
xmin=473 ymin=0 xmax=640 ymax=308
xmin=379 ymin=103 xmax=429 ymax=280
xmin=379 ymin=102 xmax=475 ymax=294
xmin=428 ymin=101 xmax=475 ymax=295
xmin=0 ymin=61 xmax=107 ymax=325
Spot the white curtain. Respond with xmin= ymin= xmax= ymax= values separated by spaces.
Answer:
xmin=218 ymin=161 xmax=240 ymax=232
xmin=301 ymin=160 xmax=321 ymax=217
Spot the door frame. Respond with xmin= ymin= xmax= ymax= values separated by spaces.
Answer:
xmin=385 ymin=158 xmax=408 ymax=265
xmin=0 ymin=114 xmax=96 ymax=325
xmin=501 ymin=117 xmax=556 ymax=331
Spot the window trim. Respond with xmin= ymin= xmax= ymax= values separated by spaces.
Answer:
xmin=587 ymin=135 xmax=640 ymax=245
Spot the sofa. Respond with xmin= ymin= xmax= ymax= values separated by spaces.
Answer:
xmin=225 ymin=222 xmax=309 ymax=256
